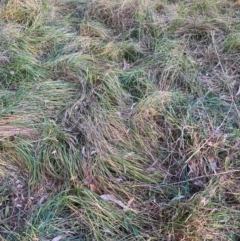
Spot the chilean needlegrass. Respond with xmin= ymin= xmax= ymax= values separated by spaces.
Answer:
xmin=0 ymin=0 xmax=240 ymax=240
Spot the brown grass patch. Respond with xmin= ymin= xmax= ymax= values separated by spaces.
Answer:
xmin=0 ymin=125 xmax=34 ymax=138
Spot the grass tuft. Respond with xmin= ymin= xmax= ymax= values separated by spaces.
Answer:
xmin=1 ymin=0 xmax=240 ymax=240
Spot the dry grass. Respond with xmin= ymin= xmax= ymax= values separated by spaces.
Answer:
xmin=0 ymin=0 xmax=240 ymax=240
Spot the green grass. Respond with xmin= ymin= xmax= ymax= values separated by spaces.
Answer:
xmin=0 ymin=0 xmax=240 ymax=240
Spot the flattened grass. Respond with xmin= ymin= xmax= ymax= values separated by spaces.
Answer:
xmin=0 ymin=0 xmax=240 ymax=240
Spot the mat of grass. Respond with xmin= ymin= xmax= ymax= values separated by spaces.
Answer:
xmin=0 ymin=0 xmax=240 ymax=240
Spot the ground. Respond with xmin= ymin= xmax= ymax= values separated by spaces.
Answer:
xmin=0 ymin=0 xmax=240 ymax=240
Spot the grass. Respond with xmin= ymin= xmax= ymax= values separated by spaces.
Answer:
xmin=0 ymin=0 xmax=240 ymax=240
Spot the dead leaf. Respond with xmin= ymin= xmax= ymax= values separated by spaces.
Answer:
xmin=200 ymin=197 xmax=208 ymax=206
xmin=194 ymin=180 xmax=205 ymax=188
xmin=208 ymin=157 xmax=218 ymax=174
xmin=205 ymin=234 xmax=214 ymax=240
xmin=69 ymin=176 xmax=82 ymax=186
xmin=90 ymin=150 xmax=97 ymax=156
xmin=115 ymin=178 xmax=123 ymax=183
xmin=100 ymin=194 xmax=128 ymax=210
xmin=38 ymin=195 xmax=49 ymax=205
xmin=146 ymin=167 xmax=156 ymax=172
xmin=123 ymin=59 xmax=130 ymax=70
xmin=171 ymin=195 xmax=185 ymax=202
xmin=90 ymin=184 xmax=99 ymax=194
xmin=83 ymin=175 xmax=92 ymax=185
xmin=124 ymin=152 xmax=135 ymax=158
xmin=236 ymin=86 xmax=240 ymax=96
xmin=115 ymin=111 xmax=122 ymax=118
xmin=51 ymin=236 xmax=64 ymax=241
xmin=0 ymin=55 xmax=10 ymax=64
xmin=127 ymin=198 xmax=134 ymax=207
xmin=209 ymin=160 xmax=217 ymax=174
xmin=82 ymin=146 xmax=88 ymax=158
xmin=207 ymin=141 xmax=216 ymax=147
xmin=188 ymin=162 xmax=197 ymax=176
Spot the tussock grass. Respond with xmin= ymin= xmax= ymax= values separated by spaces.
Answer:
xmin=0 ymin=0 xmax=240 ymax=240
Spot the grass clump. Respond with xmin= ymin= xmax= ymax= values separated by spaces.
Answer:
xmin=0 ymin=0 xmax=240 ymax=240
